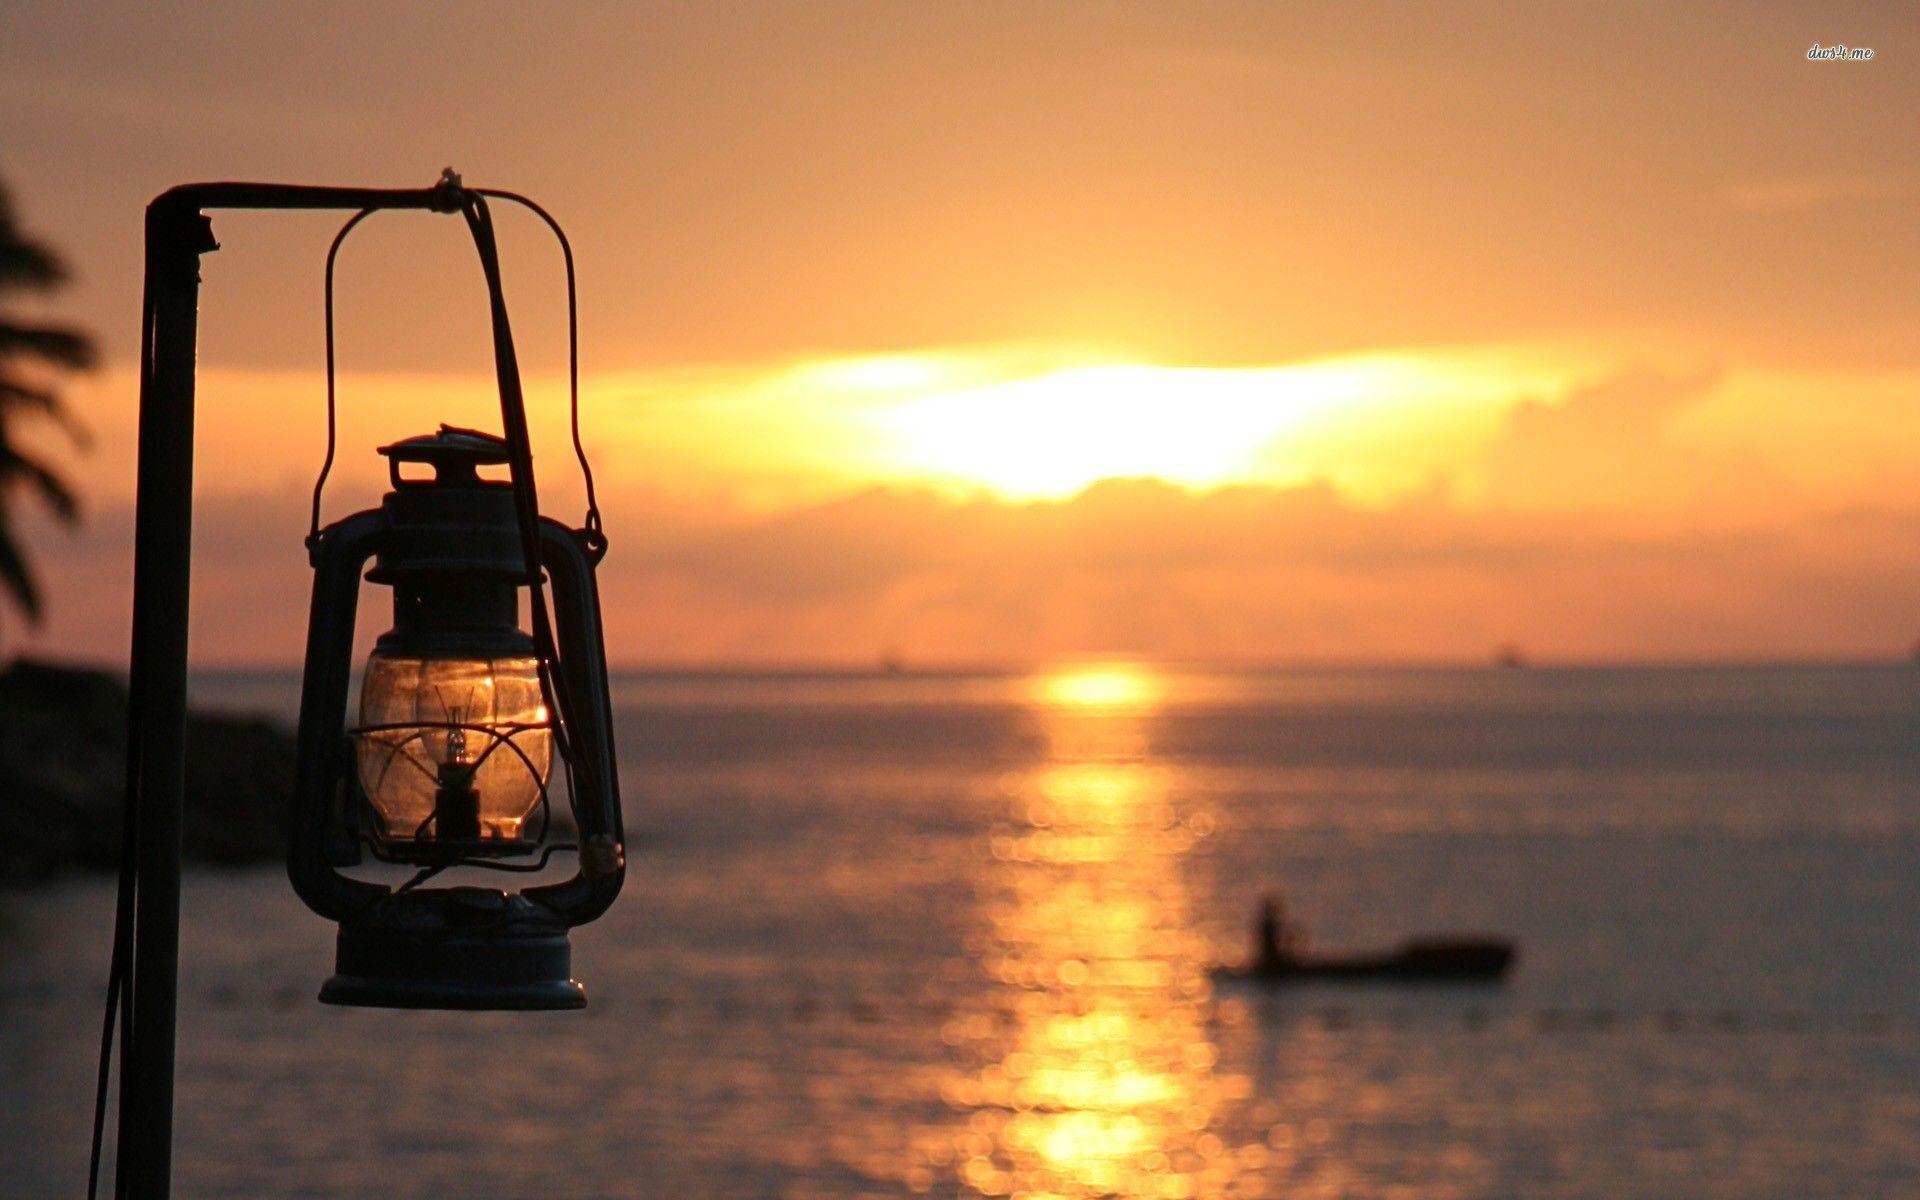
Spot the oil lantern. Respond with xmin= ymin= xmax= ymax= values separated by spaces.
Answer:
xmin=288 ymin=426 xmax=624 ymax=1009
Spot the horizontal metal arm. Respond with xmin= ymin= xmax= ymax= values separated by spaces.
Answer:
xmin=143 ymin=174 xmax=473 ymax=287
xmin=151 ymin=177 xmax=468 ymax=216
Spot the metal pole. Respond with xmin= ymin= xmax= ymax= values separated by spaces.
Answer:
xmin=117 ymin=198 xmax=213 ymax=1200
xmin=107 ymin=176 xmax=460 ymax=1197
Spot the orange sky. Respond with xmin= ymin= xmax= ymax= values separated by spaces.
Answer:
xmin=3 ymin=2 xmax=1918 ymax=665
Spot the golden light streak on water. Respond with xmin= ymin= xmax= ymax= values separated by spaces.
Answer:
xmin=1032 ymin=664 xmax=1168 ymax=713
xmin=922 ymin=663 xmax=1253 ymax=1197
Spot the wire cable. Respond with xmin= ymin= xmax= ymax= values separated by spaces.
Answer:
xmin=454 ymin=194 xmax=586 ymax=830
xmin=472 ymin=187 xmax=601 ymax=541
xmin=88 ymin=256 xmax=159 ymax=1200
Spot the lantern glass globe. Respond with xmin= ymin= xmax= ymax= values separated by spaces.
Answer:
xmin=354 ymin=649 xmax=551 ymax=850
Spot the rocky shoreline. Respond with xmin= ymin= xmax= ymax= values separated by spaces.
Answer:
xmin=0 ymin=659 xmax=295 ymax=886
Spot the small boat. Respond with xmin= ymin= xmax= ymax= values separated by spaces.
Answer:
xmin=1214 ymin=936 xmax=1517 ymax=985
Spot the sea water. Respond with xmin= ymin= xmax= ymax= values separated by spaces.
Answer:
xmin=2 ymin=664 xmax=1916 ymax=1198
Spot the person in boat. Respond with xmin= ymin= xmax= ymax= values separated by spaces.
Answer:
xmin=1255 ymin=891 xmax=1303 ymax=971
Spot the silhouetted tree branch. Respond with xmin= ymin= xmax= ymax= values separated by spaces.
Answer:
xmin=0 ymin=177 xmax=94 ymax=626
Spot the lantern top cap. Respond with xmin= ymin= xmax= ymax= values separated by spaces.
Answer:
xmin=379 ymin=425 xmax=510 ymax=488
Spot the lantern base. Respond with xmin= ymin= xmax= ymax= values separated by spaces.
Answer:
xmin=321 ymin=922 xmax=586 ymax=1010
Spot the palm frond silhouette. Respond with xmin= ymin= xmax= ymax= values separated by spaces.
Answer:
xmin=0 ymin=177 xmax=94 ymax=624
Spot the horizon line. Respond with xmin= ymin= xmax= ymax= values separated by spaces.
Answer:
xmin=13 ymin=651 xmax=1915 ymax=678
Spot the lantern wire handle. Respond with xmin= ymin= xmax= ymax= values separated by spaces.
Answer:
xmin=309 ymin=208 xmax=376 ymax=549
xmin=308 ymin=191 xmax=601 ymax=548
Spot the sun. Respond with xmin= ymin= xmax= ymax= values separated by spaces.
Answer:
xmin=593 ymin=343 xmax=1583 ymax=510
xmin=872 ymin=362 xmax=1341 ymax=498
xmin=864 ymin=353 xmax=1517 ymax=501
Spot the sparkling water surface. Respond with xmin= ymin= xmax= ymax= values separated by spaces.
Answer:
xmin=3 ymin=664 xmax=1917 ymax=1198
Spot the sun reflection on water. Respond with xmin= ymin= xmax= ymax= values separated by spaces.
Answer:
xmin=925 ymin=663 xmax=1252 ymax=1197
xmin=1033 ymin=663 xmax=1168 ymax=712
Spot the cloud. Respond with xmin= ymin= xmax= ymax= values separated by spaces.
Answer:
xmin=19 ymin=456 xmax=1920 ymax=667
xmin=593 ymin=474 xmax=1920 ymax=665
xmin=12 ymin=365 xmax=1915 ymax=668
xmin=1471 ymin=367 xmax=1779 ymax=515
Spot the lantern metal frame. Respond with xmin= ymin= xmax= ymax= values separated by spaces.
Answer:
xmin=293 ymin=428 xmax=624 ymax=1011
xmin=103 ymin=174 xmax=625 ymax=1200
